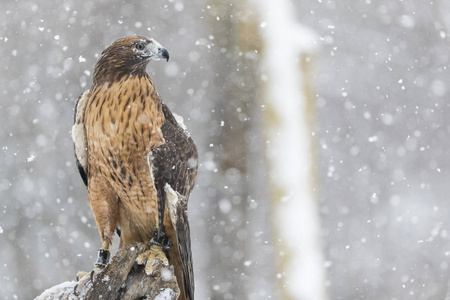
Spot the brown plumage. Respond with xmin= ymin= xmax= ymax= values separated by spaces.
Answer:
xmin=72 ymin=36 xmax=197 ymax=300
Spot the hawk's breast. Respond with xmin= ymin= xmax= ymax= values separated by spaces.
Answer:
xmin=85 ymin=76 xmax=165 ymax=162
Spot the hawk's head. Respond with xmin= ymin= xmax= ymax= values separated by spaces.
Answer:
xmin=93 ymin=35 xmax=169 ymax=84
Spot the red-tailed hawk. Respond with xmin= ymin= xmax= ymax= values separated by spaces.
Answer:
xmin=72 ymin=36 xmax=197 ymax=300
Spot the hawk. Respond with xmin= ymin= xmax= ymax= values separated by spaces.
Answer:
xmin=72 ymin=36 xmax=197 ymax=300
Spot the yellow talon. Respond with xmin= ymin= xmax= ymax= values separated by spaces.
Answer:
xmin=136 ymin=245 xmax=169 ymax=276
xmin=74 ymin=265 xmax=104 ymax=294
xmin=74 ymin=270 xmax=91 ymax=294
xmin=76 ymin=271 xmax=91 ymax=281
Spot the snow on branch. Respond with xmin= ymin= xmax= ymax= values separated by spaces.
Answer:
xmin=34 ymin=243 xmax=179 ymax=300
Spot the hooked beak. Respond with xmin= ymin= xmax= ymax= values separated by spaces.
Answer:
xmin=158 ymin=48 xmax=170 ymax=62
xmin=144 ymin=38 xmax=170 ymax=62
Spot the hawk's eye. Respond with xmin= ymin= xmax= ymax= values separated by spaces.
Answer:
xmin=135 ymin=43 xmax=145 ymax=51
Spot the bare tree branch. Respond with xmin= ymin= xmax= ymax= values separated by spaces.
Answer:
xmin=35 ymin=243 xmax=180 ymax=300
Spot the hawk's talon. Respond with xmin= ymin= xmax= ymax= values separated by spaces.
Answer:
xmin=73 ymin=268 xmax=99 ymax=294
xmin=73 ymin=284 xmax=79 ymax=295
xmin=74 ymin=265 xmax=102 ymax=294
xmin=136 ymin=245 xmax=169 ymax=276
xmin=90 ymin=270 xmax=95 ymax=283
xmin=147 ymin=258 xmax=163 ymax=277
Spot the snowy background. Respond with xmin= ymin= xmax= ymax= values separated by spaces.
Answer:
xmin=1 ymin=0 xmax=450 ymax=299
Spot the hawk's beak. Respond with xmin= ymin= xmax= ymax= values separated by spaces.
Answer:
xmin=158 ymin=48 xmax=170 ymax=62
xmin=144 ymin=39 xmax=170 ymax=62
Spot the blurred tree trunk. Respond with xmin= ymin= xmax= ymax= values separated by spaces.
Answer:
xmin=205 ymin=0 xmax=269 ymax=298
xmin=205 ymin=0 xmax=327 ymax=298
xmin=250 ymin=0 xmax=329 ymax=299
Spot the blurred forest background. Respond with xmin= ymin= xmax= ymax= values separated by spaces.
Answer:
xmin=2 ymin=0 xmax=450 ymax=299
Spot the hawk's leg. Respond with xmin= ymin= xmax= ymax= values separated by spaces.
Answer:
xmin=86 ymin=175 xmax=118 ymax=271
xmin=73 ymin=247 xmax=111 ymax=294
xmin=74 ymin=176 xmax=118 ymax=295
xmin=95 ymin=248 xmax=111 ymax=267
xmin=136 ymin=228 xmax=172 ymax=276
xmin=150 ymin=227 xmax=173 ymax=250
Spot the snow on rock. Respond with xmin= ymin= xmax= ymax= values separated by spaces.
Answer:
xmin=160 ymin=268 xmax=174 ymax=282
xmin=34 ymin=281 xmax=77 ymax=300
xmin=154 ymin=288 xmax=177 ymax=300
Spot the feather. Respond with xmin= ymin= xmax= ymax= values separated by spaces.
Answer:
xmin=72 ymin=90 xmax=89 ymax=186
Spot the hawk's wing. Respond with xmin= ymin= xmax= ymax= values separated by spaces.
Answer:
xmin=165 ymin=184 xmax=195 ymax=300
xmin=72 ymin=90 xmax=89 ymax=186
xmin=153 ymin=104 xmax=198 ymax=196
xmin=151 ymin=103 xmax=198 ymax=299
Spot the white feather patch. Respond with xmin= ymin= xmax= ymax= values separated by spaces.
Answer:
xmin=164 ymin=183 xmax=179 ymax=227
xmin=164 ymin=183 xmax=178 ymax=206
xmin=172 ymin=112 xmax=187 ymax=131
xmin=72 ymin=90 xmax=89 ymax=170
